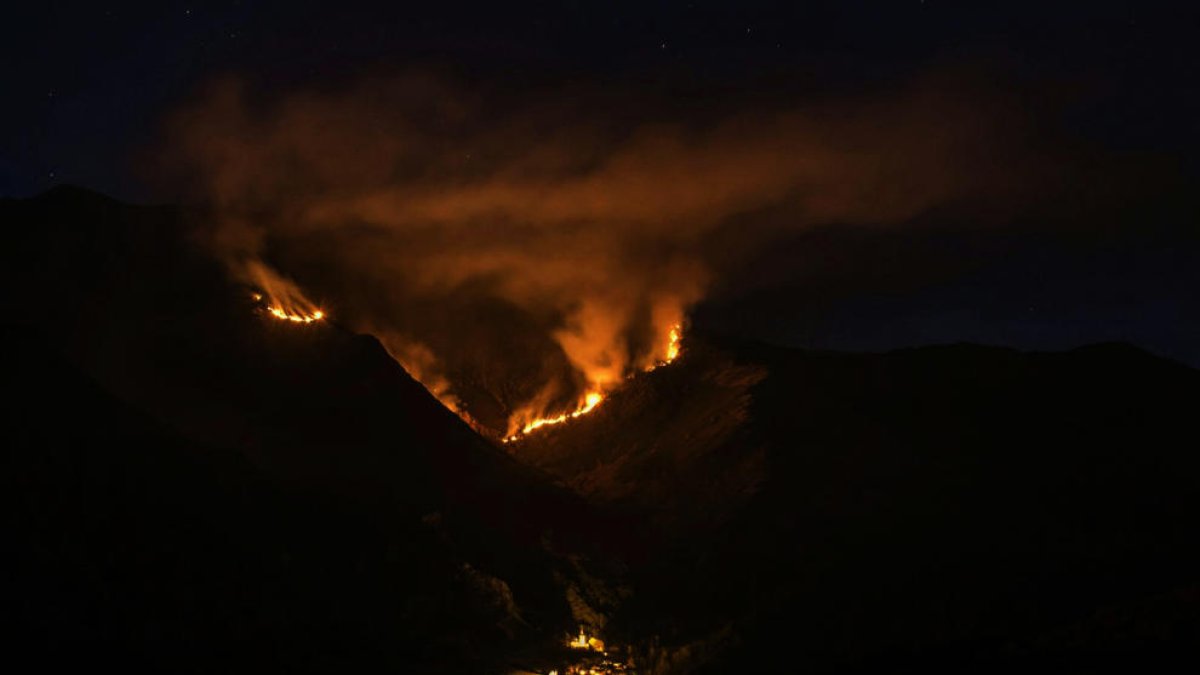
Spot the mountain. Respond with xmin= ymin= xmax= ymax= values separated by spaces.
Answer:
xmin=512 ymin=335 xmax=1200 ymax=673
xmin=4 ymin=187 xmax=1199 ymax=674
xmin=0 ymin=187 xmax=627 ymax=673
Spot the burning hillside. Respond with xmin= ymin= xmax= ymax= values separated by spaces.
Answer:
xmin=164 ymin=73 xmax=1021 ymax=440
xmin=265 ymin=305 xmax=325 ymax=323
xmin=252 ymin=291 xmax=326 ymax=323
xmin=6 ymin=188 xmax=1200 ymax=675
xmin=245 ymin=260 xmax=327 ymax=324
xmin=240 ymin=254 xmax=684 ymax=440
xmin=503 ymin=321 xmax=683 ymax=442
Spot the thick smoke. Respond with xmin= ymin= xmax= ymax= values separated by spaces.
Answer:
xmin=166 ymin=72 xmax=1025 ymax=435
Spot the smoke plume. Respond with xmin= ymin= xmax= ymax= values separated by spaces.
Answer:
xmin=165 ymin=72 xmax=1027 ymax=435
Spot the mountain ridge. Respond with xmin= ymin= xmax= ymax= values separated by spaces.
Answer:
xmin=4 ymin=187 xmax=1199 ymax=673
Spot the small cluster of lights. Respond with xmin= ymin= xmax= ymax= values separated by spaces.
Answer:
xmin=568 ymin=627 xmax=605 ymax=652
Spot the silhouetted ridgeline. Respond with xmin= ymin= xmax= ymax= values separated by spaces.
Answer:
xmin=3 ymin=187 xmax=1199 ymax=673
xmin=515 ymin=335 xmax=1200 ymax=673
xmin=1 ymin=187 xmax=624 ymax=673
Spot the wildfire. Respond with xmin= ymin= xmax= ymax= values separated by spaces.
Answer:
xmin=644 ymin=322 xmax=684 ymax=372
xmin=265 ymin=304 xmax=326 ymax=323
xmin=504 ymin=391 xmax=603 ymax=443
xmin=503 ymin=323 xmax=684 ymax=443
xmin=243 ymin=263 xmax=326 ymax=324
xmin=251 ymin=291 xmax=326 ymax=323
xmin=664 ymin=323 xmax=682 ymax=363
xmin=240 ymin=255 xmax=681 ymax=443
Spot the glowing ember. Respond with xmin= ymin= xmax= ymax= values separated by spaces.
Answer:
xmin=264 ymin=304 xmax=326 ymax=323
xmin=645 ymin=322 xmax=684 ymax=372
xmin=504 ymin=323 xmax=684 ymax=443
xmin=243 ymin=259 xmax=326 ymax=325
xmin=664 ymin=323 xmax=682 ymax=363
xmin=505 ymin=391 xmax=603 ymax=443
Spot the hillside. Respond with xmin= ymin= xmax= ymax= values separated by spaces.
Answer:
xmin=512 ymin=335 xmax=1200 ymax=673
xmin=4 ymin=187 xmax=1199 ymax=673
xmin=0 ymin=187 xmax=624 ymax=673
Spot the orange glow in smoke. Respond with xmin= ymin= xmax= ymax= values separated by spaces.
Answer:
xmin=241 ymin=258 xmax=682 ymax=442
xmin=504 ymin=323 xmax=683 ymax=443
xmin=504 ymin=391 xmax=603 ymax=443
xmin=666 ymin=323 xmax=682 ymax=362
xmin=647 ymin=322 xmax=682 ymax=371
xmin=264 ymin=304 xmax=326 ymax=323
xmin=244 ymin=260 xmax=326 ymax=324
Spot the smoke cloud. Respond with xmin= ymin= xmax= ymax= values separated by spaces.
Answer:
xmin=165 ymin=72 xmax=1030 ymax=435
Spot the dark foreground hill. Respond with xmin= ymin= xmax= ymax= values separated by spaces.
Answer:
xmin=3 ymin=187 xmax=1199 ymax=674
xmin=513 ymin=335 xmax=1200 ymax=673
xmin=0 ymin=187 xmax=628 ymax=673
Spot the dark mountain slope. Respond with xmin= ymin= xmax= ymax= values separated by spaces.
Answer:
xmin=513 ymin=336 xmax=1200 ymax=673
xmin=0 ymin=188 xmax=627 ymax=672
xmin=1 ymin=325 xmax=519 ymax=673
xmin=7 ymin=187 xmax=1199 ymax=673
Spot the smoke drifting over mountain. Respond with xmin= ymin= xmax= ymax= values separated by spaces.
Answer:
xmin=166 ymin=72 xmax=1030 ymax=434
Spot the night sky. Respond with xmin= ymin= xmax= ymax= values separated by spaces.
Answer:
xmin=6 ymin=1 xmax=1199 ymax=364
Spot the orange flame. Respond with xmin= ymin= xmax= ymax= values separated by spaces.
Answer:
xmin=666 ymin=324 xmax=682 ymax=362
xmin=503 ymin=323 xmax=683 ymax=442
xmin=264 ymin=304 xmax=326 ymax=323
xmin=648 ymin=323 xmax=682 ymax=370
xmin=504 ymin=391 xmax=603 ymax=443
xmin=243 ymin=260 xmax=327 ymax=324
xmin=238 ymin=258 xmax=683 ymax=442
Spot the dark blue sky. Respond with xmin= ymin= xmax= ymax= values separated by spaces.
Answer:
xmin=6 ymin=1 xmax=1198 ymax=364
xmin=7 ymin=1 xmax=1196 ymax=198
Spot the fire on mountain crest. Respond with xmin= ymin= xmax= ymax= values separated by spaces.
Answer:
xmin=245 ymin=260 xmax=327 ymax=324
xmin=173 ymin=74 xmax=1008 ymax=442
xmin=503 ymin=320 xmax=685 ymax=442
xmin=244 ymin=256 xmax=684 ymax=440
